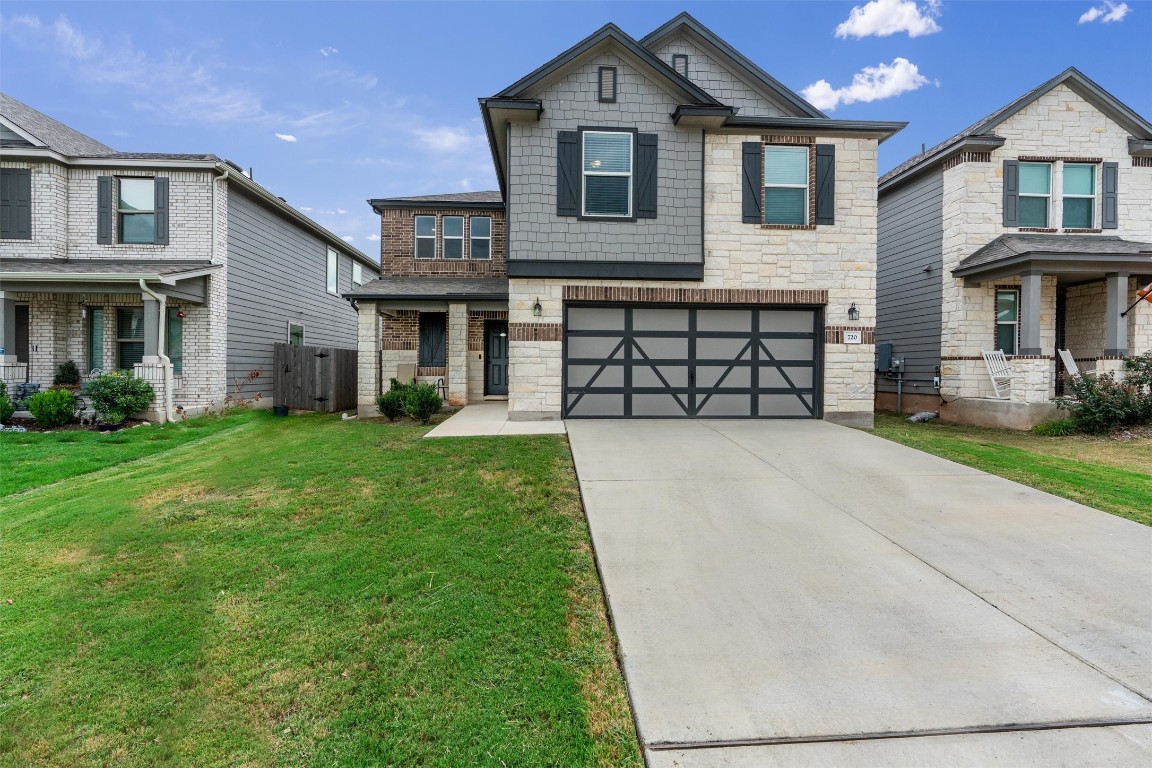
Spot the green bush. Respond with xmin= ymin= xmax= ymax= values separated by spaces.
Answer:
xmin=0 ymin=381 xmax=14 ymax=424
xmin=83 ymin=371 xmax=154 ymax=424
xmin=1031 ymin=418 xmax=1077 ymax=437
xmin=376 ymin=390 xmax=405 ymax=421
xmin=403 ymin=382 xmax=443 ymax=424
xmin=27 ymin=388 xmax=76 ymax=428
xmin=53 ymin=360 xmax=82 ymax=386
xmin=1057 ymin=373 xmax=1143 ymax=434
xmin=1122 ymin=351 xmax=1152 ymax=422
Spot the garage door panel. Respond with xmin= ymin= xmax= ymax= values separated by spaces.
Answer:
xmin=759 ymin=393 xmax=816 ymax=417
xmin=568 ymin=364 xmax=623 ymax=388
xmin=697 ymin=309 xmax=752 ymax=332
xmin=759 ymin=310 xmax=814 ymax=332
xmin=696 ymin=336 xmax=752 ymax=359
xmin=696 ymin=394 xmax=753 ymax=417
xmin=760 ymin=337 xmax=814 ymax=359
xmin=567 ymin=393 xmax=624 ymax=417
xmin=698 ymin=365 xmax=751 ymax=388
xmin=569 ymin=307 xmax=625 ymax=330
xmin=634 ymin=365 xmax=689 ymax=388
xmin=633 ymin=308 xmax=690 ymax=331
xmin=633 ymin=393 xmax=690 ymax=417
xmin=568 ymin=336 xmax=624 ymax=359
xmin=632 ymin=336 xmax=689 ymax=359
xmin=761 ymin=366 xmax=814 ymax=388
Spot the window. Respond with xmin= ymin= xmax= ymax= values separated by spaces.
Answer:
xmin=583 ymin=131 xmax=632 ymax=217
xmin=166 ymin=308 xmax=183 ymax=375
xmin=0 ymin=168 xmax=32 ymax=240
xmin=415 ymin=215 xmax=436 ymax=258
xmin=352 ymin=262 xmax=363 ymax=287
xmin=326 ymin=248 xmax=339 ymax=294
xmin=470 ymin=216 xmax=491 ymax=260
xmin=116 ymin=307 xmax=145 ymax=370
xmin=288 ymin=322 xmax=305 ymax=346
xmin=118 ymin=178 xmax=156 ymax=243
xmin=442 ymin=216 xmax=464 ymax=259
xmin=995 ymin=289 xmax=1019 ymax=355
xmin=418 ymin=313 xmax=446 ymax=367
xmin=1018 ymin=163 xmax=1051 ymax=228
xmin=88 ymin=308 xmax=105 ymax=372
xmin=1062 ymin=163 xmax=1096 ymax=228
xmin=671 ymin=54 xmax=688 ymax=78
xmin=763 ymin=146 xmax=809 ymax=225
xmin=597 ymin=66 xmax=617 ymax=103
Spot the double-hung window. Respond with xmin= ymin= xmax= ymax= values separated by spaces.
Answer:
xmin=763 ymin=146 xmax=809 ymax=225
xmin=352 ymin=262 xmax=363 ymax=287
xmin=1062 ymin=164 xmax=1096 ymax=228
xmin=119 ymin=178 xmax=156 ymax=243
xmin=116 ymin=307 xmax=145 ymax=369
xmin=442 ymin=216 xmax=464 ymax=259
xmin=415 ymin=215 xmax=436 ymax=258
xmin=288 ymin=322 xmax=305 ymax=346
xmin=582 ymin=131 xmax=632 ymax=217
xmin=326 ymin=248 xmax=339 ymax=294
xmin=1018 ymin=163 xmax=1051 ymax=228
xmin=995 ymin=289 xmax=1019 ymax=355
xmin=470 ymin=216 xmax=491 ymax=260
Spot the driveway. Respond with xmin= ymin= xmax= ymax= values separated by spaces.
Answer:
xmin=566 ymin=420 xmax=1152 ymax=766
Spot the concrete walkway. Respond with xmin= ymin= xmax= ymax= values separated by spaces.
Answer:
xmin=424 ymin=402 xmax=565 ymax=438
xmin=566 ymin=419 xmax=1152 ymax=767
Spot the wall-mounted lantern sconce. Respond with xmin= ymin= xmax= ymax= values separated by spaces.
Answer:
xmin=848 ymin=303 xmax=860 ymax=322
xmin=532 ymin=298 xmax=542 ymax=317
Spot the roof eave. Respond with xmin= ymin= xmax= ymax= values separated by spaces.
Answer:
xmin=724 ymin=115 xmax=908 ymax=141
xmin=879 ymin=135 xmax=1006 ymax=193
xmin=343 ymin=292 xmax=510 ymax=302
xmin=953 ymin=251 xmax=1152 ymax=279
xmin=369 ymin=199 xmax=506 ymax=212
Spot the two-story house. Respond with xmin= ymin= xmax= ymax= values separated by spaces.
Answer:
xmin=350 ymin=13 xmax=904 ymax=426
xmin=876 ymin=69 xmax=1152 ymax=428
xmin=0 ymin=93 xmax=379 ymax=420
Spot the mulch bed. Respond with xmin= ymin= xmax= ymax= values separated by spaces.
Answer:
xmin=2 ymin=418 xmax=151 ymax=434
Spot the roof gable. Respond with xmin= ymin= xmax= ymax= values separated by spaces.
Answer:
xmin=0 ymin=92 xmax=117 ymax=156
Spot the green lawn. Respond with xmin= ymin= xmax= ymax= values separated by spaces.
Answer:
xmin=0 ymin=412 xmax=641 ymax=767
xmin=872 ymin=413 xmax=1152 ymax=526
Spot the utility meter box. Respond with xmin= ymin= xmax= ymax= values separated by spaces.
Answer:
xmin=875 ymin=342 xmax=894 ymax=373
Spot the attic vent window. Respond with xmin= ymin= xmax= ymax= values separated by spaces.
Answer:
xmin=597 ymin=66 xmax=617 ymax=103
xmin=672 ymin=54 xmax=688 ymax=78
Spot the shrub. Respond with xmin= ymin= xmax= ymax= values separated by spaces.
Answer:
xmin=376 ymin=390 xmax=405 ymax=421
xmin=0 ymin=381 xmax=14 ymax=424
xmin=28 ymin=388 xmax=76 ymax=428
xmin=1122 ymin=352 xmax=1152 ymax=422
xmin=1031 ymin=418 xmax=1077 ymax=437
xmin=53 ymin=360 xmax=82 ymax=386
xmin=1057 ymin=373 xmax=1141 ymax=434
xmin=403 ymin=382 xmax=443 ymax=424
xmin=84 ymin=371 xmax=154 ymax=423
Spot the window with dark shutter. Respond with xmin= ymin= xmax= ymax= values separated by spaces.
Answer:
xmin=1002 ymin=160 xmax=1020 ymax=227
xmin=97 ymin=175 xmax=114 ymax=244
xmin=0 ymin=168 xmax=32 ymax=240
xmin=597 ymin=66 xmax=617 ymax=103
xmin=154 ymin=177 xmax=169 ymax=245
xmin=814 ymin=144 xmax=835 ymax=225
xmin=634 ymin=133 xmax=658 ymax=219
xmin=419 ymin=313 xmax=447 ymax=367
xmin=556 ymin=131 xmax=580 ymax=217
xmin=1101 ymin=162 xmax=1118 ymax=229
xmin=741 ymin=142 xmax=762 ymax=224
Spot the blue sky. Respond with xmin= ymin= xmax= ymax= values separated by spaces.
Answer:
xmin=1 ymin=1 xmax=1148 ymax=255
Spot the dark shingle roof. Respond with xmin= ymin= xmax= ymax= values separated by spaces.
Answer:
xmin=957 ymin=235 xmax=1152 ymax=271
xmin=0 ymin=92 xmax=117 ymax=156
xmin=370 ymin=191 xmax=504 ymax=205
xmin=345 ymin=277 xmax=508 ymax=300
xmin=0 ymin=258 xmax=219 ymax=277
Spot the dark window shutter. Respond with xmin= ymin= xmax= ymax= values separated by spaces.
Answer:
xmin=634 ymin=133 xmax=658 ymax=219
xmin=0 ymin=171 xmax=10 ymax=238
xmin=814 ymin=144 xmax=836 ymax=225
xmin=154 ymin=177 xmax=169 ymax=245
xmin=97 ymin=175 xmax=114 ymax=244
xmin=1002 ymin=160 xmax=1019 ymax=227
xmin=1101 ymin=161 xmax=1118 ymax=229
xmin=419 ymin=314 xmax=446 ymax=367
xmin=556 ymin=131 xmax=580 ymax=217
xmin=1 ymin=169 xmax=32 ymax=240
xmin=742 ymin=142 xmax=762 ymax=224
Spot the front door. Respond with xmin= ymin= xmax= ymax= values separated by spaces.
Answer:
xmin=14 ymin=305 xmax=29 ymax=381
xmin=486 ymin=321 xmax=509 ymax=396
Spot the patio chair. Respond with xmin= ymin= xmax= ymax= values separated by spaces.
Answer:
xmin=1057 ymin=349 xmax=1096 ymax=380
xmin=395 ymin=363 xmax=417 ymax=386
xmin=981 ymin=350 xmax=1014 ymax=399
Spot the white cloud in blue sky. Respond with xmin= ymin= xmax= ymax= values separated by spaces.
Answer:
xmin=320 ymin=46 xmax=338 ymax=56
xmin=1079 ymin=2 xmax=1130 ymax=23
xmin=834 ymin=0 xmax=941 ymax=39
xmin=275 ymin=133 xmax=298 ymax=142
xmin=803 ymin=58 xmax=931 ymax=112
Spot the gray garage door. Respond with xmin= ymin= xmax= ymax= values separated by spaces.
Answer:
xmin=564 ymin=305 xmax=821 ymax=418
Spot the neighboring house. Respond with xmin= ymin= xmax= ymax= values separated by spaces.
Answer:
xmin=876 ymin=69 xmax=1152 ymax=428
xmin=350 ymin=13 xmax=904 ymax=426
xmin=0 ymin=93 xmax=379 ymax=420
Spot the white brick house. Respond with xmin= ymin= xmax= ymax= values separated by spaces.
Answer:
xmin=351 ymin=13 xmax=903 ymax=426
xmin=877 ymin=69 xmax=1152 ymax=428
xmin=0 ymin=93 xmax=378 ymax=420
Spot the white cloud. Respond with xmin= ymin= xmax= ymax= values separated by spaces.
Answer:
xmin=341 ymin=235 xmax=355 ymax=243
xmin=275 ymin=133 xmax=298 ymax=142
xmin=298 ymin=206 xmax=313 ymax=212
xmin=802 ymin=58 xmax=931 ymax=111
xmin=1079 ymin=2 xmax=1130 ymax=23
xmin=320 ymin=46 xmax=339 ymax=57
xmin=834 ymin=0 xmax=941 ymax=38
xmin=413 ymin=126 xmax=486 ymax=153
xmin=366 ymin=234 xmax=380 ymax=241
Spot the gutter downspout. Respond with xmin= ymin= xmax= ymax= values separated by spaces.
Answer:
xmin=212 ymin=166 xmax=230 ymax=263
xmin=138 ymin=279 xmax=173 ymax=424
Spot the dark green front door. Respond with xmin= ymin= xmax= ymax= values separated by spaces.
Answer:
xmin=486 ymin=322 xmax=508 ymax=396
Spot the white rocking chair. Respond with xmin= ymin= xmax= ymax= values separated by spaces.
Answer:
xmin=1057 ymin=349 xmax=1096 ymax=380
xmin=981 ymin=350 xmax=1014 ymax=399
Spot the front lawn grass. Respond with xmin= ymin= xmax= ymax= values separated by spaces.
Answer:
xmin=873 ymin=413 xmax=1152 ymax=526
xmin=0 ymin=413 xmax=641 ymax=767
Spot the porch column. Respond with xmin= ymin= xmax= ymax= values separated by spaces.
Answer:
xmin=142 ymin=296 xmax=161 ymax=361
xmin=356 ymin=301 xmax=382 ymax=418
xmin=447 ymin=303 xmax=469 ymax=407
xmin=1104 ymin=272 xmax=1130 ymax=356
xmin=0 ymin=293 xmax=16 ymax=362
xmin=1019 ymin=270 xmax=1043 ymax=355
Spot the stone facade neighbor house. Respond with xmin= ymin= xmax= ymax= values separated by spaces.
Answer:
xmin=0 ymin=93 xmax=379 ymax=420
xmin=876 ymin=69 xmax=1152 ymax=428
xmin=350 ymin=13 xmax=903 ymax=426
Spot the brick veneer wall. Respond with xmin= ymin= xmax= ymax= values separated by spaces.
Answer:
xmin=379 ymin=207 xmax=506 ymax=277
xmin=468 ymin=310 xmax=507 ymax=351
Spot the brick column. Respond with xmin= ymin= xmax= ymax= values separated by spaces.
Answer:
xmin=447 ymin=302 xmax=469 ymax=406
xmin=356 ymin=302 xmax=382 ymax=418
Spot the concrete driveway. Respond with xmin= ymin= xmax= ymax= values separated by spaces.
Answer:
xmin=566 ymin=420 xmax=1152 ymax=767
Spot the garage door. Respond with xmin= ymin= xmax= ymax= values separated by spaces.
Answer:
xmin=564 ymin=305 xmax=821 ymax=419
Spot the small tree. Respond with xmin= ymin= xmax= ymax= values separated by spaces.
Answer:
xmin=28 ymin=388 xmax=76 ymax=428
xmin=54 ymin=360 xmax=82 ymax=386
xmin=403 ymin=382 xmax=443 ymax=424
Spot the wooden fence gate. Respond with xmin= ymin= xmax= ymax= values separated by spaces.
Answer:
xmin=273 ymin=343 xmax=357 ymax=412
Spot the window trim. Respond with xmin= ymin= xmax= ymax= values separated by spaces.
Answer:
xmin=762 ymin=144 xmax=811 ymax=227
xmin=117 ymin=176 xmax=157 ymax=244
xmin=287 ymin=321 xmax=306 ymax=346
xmin=441 ymin=215 xmax=464 ymax=260
xmin=414 ymin=215 xmax=436 ymax=259
xmin=1061 ymin=162 xmax=1096 ymax=229
xmin=326 ymin=248 xmax=339 ymax=295
xmin=1017 ymin=162 xmax=1052 ymax=229
xmin=469 ymin=216 xmax=492 ymax=260
xmin=995 ymin=288 xmax=1020 ymax=356
xmin=581 ymin=129 xmax=634 ymax=219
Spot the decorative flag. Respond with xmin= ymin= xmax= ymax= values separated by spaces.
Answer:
xmin=1141 ymin=283 xmax=1152 ymax=304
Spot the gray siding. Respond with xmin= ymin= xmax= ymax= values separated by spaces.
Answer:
xmin=650 ymin=35 xmax=791 ymax=118
xmin=876 ymin=170 xmax=943 ymax=394
xmin=509 ymin=50 xmax=702 ymax=264
xmin=226 ymin=192 xmax=377 ymax=400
